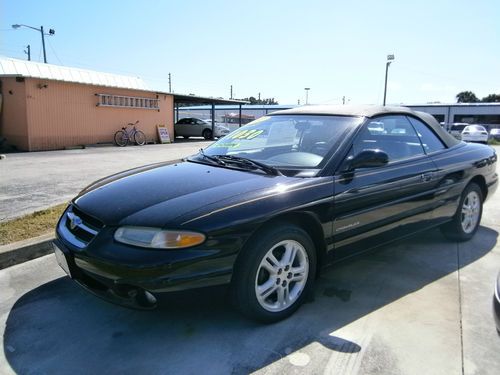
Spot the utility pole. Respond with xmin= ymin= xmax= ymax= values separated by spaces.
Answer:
xmin=258 ymin=92 xmax=261 ymax=101
xmin=342 ymin=96 xmax=345 ymax=105
xmin=40 ymin=26 xmax=47 ymax=63
xmin=12 ymin=24 xmax=55 ymax=64
xmin=383 ymin=54 xmax=395 ymax=106
xmin=230 ymin=85 xmax=233 ymax=99
xmin=168 ymin=73 xmax=172 ymax=93
xmin=24 ymin=45 xmax=31 ymax=61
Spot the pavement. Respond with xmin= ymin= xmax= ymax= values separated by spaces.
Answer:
xmin=0 ymin=140 xmax=212 ymax=222
xmin=0 ymin=148 xmax=499 ymax=374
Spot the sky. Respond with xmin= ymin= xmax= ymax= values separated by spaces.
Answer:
xmin=1 ymin=0 xmax=499 ymax=105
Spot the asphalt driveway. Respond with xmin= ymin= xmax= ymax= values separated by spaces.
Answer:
xmin=0 ymin=141 xmax=211 ymax=222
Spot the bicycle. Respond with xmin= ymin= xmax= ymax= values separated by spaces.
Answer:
xmin=114 ymin=120 xmax=146 ymax=147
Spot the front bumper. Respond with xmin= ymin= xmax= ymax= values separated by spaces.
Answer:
xmin=462 ymin=134 xmax=488 ymax=143
xmin=54 ymin=207 xmax=239 ymax=309
xmin=54 ymin=236 xmax=236 ymax=309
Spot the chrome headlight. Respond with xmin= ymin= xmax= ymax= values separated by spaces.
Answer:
xmin=114 ymin=226 xmax=206 ymax=249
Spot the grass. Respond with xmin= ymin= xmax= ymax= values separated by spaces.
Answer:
xmin=488 ymin=139 xmax=500 ymax=146
xmin=0 ymin=203 xmax=68 ymax=246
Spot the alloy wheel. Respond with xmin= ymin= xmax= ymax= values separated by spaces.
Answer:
xmin=461 ymin=190 xmax=480 ymax=234
xmin=255 ymin=240 xmax=309 ymax=312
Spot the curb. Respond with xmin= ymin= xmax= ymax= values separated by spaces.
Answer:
xmin=0 ymin=233 xmax=55 ymax=270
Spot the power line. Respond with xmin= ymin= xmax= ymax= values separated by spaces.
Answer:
xmin=46 ymin=38 xmax=63 ymax=65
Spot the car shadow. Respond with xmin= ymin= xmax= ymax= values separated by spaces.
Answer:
xmin=3 ymin=227 xmax=498 ymax=374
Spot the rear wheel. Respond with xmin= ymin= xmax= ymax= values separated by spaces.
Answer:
xmin=114 ymin=131 xmax=128 ymax=147
xmin=202 ymin=129 xmax=212 ymax=140
xmin=231 ymin=224 xmax=316 ymax=323
xmin=134 ymin=130 xmax=146 ymax=146
xmin=441 ymin=182 xmax=483 ymax=241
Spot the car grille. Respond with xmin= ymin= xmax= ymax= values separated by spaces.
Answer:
xmin=59 ymin=205 xmax=104 ymax=249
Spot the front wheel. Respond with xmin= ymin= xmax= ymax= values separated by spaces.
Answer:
xmin=114 ymin=130 xmax=128 ymax=147
xmin=202 ymin=129 xmax=212 ymax=140
xmin=134 ymin=131 xmax=146 ymax=146
xmin=231 ymin=224 xmax=316 ymax=323
xmin=441 ymin=182 xmax=483 ymax=241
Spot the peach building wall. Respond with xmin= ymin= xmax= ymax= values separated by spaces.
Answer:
xmin=1 ymin=77 xmax=174 ymax=151
xmin=0 ymin=77 xmax=29 ymax=150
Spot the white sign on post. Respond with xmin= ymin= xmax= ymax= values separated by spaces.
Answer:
xmin=157 ymin=125 xmax=171 ymax=144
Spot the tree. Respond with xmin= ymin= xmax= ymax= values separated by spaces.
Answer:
xmin=456 ymin=91 xmax=479 ymax=103
xmin=481 ymin=94 xmax=500 ymax=103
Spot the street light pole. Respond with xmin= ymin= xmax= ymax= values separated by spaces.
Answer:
xmin=383 ymin=54 xmax=395 ymax=106
xmin=40 ymin=26 xmax=47 ymax=63
xmin=12 ymin=24 xmax=55 ymax=64
xmin=304 ymin=87 xmax=310 ymax=105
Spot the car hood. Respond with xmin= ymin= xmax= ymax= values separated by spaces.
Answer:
xmin=73 ymin=160 xmax=293 ymax=227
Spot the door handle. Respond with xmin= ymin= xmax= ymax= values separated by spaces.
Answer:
xmin=420 ymin=173 xmax=433 ymax=182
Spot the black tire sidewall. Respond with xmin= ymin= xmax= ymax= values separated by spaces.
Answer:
xmin=232 ymin=224 xmax=317 ymax=323
xmin=203 ymin=129 xmax=212 ymax=139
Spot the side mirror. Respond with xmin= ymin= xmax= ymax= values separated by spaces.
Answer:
xmin=347 ymin=149 xmax=389 ymax=170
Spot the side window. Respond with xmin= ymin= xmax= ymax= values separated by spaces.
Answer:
xmin=352 ymin=115 xmax=425 ymax=163
xmin=407 ymin=117 xmax=445 ymax=153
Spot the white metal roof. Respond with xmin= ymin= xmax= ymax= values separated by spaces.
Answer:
xmin=0 ymin=56 xmax=151 ymax=91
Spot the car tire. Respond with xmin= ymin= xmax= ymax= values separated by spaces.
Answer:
xmin=231 ymin=223 xmax=316 ymax=323
xmin=441 ymin=182 xmax=483 ymax=242
xmin=202 ymin=129 xmax=212 ymax=140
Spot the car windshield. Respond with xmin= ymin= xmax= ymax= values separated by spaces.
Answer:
xmin=197 ymin=115 xmax=362 ymax=170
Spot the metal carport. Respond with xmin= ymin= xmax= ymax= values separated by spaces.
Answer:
xmin=171 ymin=94 xmax=248 ymax=140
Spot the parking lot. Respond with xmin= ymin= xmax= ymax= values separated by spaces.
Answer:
xmin=0 ymin=146 xmax=499 ymax=374
xmin=0 ymin=141 xmax=211 ymax=222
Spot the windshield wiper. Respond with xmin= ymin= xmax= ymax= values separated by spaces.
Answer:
xmin=197 ymin=148 xmax=226 ymax=166
xmin=214 ymin=155 xmax=281 ymax=176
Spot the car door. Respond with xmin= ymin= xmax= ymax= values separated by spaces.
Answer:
xmin=194 ymin=119 xmax=209 ymax=136
xmin=175 ymin=118 xmax=190 ymax=137
xmin=332 ymin=115 xmax=439 ymax=256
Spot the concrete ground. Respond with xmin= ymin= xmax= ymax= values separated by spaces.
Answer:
xmin=0 ymin=140 xmax=211 ymax=222
xmin=0 ymin=148 xmax=499 ymax=374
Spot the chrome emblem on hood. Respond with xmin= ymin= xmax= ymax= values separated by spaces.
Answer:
xmin=68 ymin=213 xmax=83 ymax=230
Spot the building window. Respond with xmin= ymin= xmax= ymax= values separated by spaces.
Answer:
xmin=452 ymin=114 xmax=500 ymax=125
xmin=96 ymin=94 xmax=159 ymax=110
xmin=432 ymin=114 xmax=445 ymax=123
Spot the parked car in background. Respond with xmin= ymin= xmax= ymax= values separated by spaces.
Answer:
xmin=449 ymin=123 xmax=469 ymax=140
xmin=53 ymin=105 xmax=498 ymax=322
xmin=174 ymin=117 xmax=230 ymax=139
xmin=461 ymin=125 xmax=489 ymax=144
xmin=490 ymin=128 xmax=500 ymax=141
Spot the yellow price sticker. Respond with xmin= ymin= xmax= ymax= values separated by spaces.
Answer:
xmin=230 ymin=129 xmax=264 ymax=140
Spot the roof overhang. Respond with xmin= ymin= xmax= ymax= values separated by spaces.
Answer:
xmin=169 ymin=93 xmax=249 ymax=105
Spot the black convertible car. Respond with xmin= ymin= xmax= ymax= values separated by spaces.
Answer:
xmin=54 ymin=105 xmax=498 ymax=322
